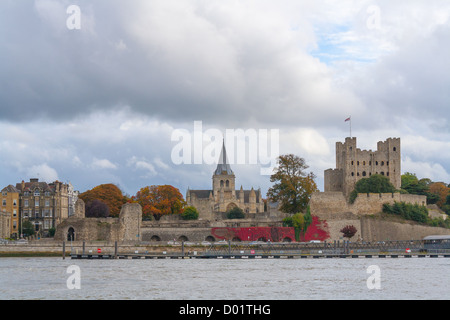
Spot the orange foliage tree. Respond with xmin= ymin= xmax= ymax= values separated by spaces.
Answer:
xmin=79 ymin=184 xmax=129 ymax=217
xmin=131 ymin=185 xmax=186 ymax=220
xmin=429 ymin=182 xmax=449 ymax=208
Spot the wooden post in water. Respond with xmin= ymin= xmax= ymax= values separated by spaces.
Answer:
xmin=114 ymin=241 xmax=118 ymax=259
xmin=182 ymin=241 xmax=185 ymax=256
xmin=82 ymin=241 xmax=85 ymax=255
xmin=62 ymin=241 xmax=65 ymax=260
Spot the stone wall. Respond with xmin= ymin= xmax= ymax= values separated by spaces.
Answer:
xmin=310 ymin=192 xmax=427 ymax=217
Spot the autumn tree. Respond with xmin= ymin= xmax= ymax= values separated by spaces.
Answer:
xmin=85 ymin=199 xmax=110 ymax=218
xmin=267 ymin=154 xmax=318 ymax=214
xmin=132 ymin=185 xmax=186 ymax=220
xmin=428 ymin=182 xmax=449 ymax=208
xmin=340 ymin=225 xmax=357 ymax=240
xmin=79 ymin=184 xmax=129 ymax=217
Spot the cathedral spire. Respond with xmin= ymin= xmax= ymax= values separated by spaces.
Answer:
xmin=214 ymin=139 xmax=234 ymax=175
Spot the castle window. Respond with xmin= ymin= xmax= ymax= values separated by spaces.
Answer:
xmin=387 ymin=172 xmax=390 ymax=176
xmin=393 ymin=147 xmax=397 ymax=151
xmin=381 ymin=161 xmax=384 ymax=166
xmin=363 ymin=161 xmax=366 ymax=165
xmin=381 ymin=172 xmax=385 ymax=176
xmin=220 ymin=180 xmax=224 ymax=187
xmin=351 ymin=172 xmax=354 ymax=176
xmin=357 ymin=161 xmax=360 ymax=166
xmin=226 ymin=180 xmax=229 ymax=187
xmin=369 ymin=161 xmax=371 ymax=166
xmin=376 ymin=161 xmax=378 ymax=166
xmin=362 ymin=171 xmax=367 ymax=177
xmin=387 ymin=161 xmax=389 ymax=166
xmin=351 ymin=161 xmax=354 ymax=165
xmin=357 ymin=172 xmax=360 ymax=176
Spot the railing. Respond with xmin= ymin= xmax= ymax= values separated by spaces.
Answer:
xmin=204 ymin=239 xmax=450 ymax=256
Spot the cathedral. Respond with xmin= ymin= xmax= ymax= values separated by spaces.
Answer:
xmin=186 ymin=141 xmax=265 ymax=220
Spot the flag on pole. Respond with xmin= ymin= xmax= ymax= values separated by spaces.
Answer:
xmin=345 ymin=117 xmax=351 ymax=122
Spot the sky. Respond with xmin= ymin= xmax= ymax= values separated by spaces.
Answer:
xmin=1 ymin=0 xmax=449 ymax=198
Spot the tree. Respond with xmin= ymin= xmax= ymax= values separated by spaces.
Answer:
xmin=350 ymin=174 xmax=396 ymax=203
xmin=85 ymin=199 xmax=110 ymax=218
xmin=22 ymin=220 xmax=35 ymax=237
xmin=340 ymin=225 xmax=357 ymax=240
xmin=79 ymin=184 xmax=128 ymax=217
xmin=428 ymin=182 xmax=449 ymax=208
xmin=267 ymin=154 xmax=318 ymax=214
xmin=132 ymin=185 xmax=186 ymax=220
xmin=181 ymin=206 xmax=199 ymax=220
xmin=401 ymin=172 xmax=428 ymax=195
xmin=226 ymin=206 xmax=245 ymax=219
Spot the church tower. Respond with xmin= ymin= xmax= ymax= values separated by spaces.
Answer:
xmin=212 ymin=140 xmax=235 ymax=201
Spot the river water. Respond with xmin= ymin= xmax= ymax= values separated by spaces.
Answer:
xmin=0 ymin=257 xmax=448 ymax=300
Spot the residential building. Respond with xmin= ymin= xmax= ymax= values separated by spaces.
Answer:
xmin=1 ymin=185 xmax=20 ymax=238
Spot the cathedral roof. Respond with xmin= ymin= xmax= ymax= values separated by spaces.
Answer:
xmin=214 ymin=140 xmax=234 ymax=175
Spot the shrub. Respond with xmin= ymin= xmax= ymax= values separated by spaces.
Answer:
xmin=226 ymin=207 xmax=245 ymax=219
xmin=181 ymin=206 xmax=199 ymax=220
xmin=382 ymin=201 xmax=428 ymax=224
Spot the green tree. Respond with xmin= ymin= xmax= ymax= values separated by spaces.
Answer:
xmin=267 ymin=154 xmax=318 ymax=214
xmin=226 ymin=207 xmax=245 ymax=219
xmin=22 ymin=220 xmax=34 ymax=237
xmin=350 ymin=174 xmax=396 ymax=203
xmin=181 ymin=206 xmax=199 ymax=220
xmin=283 ymin=212 xmax=308 ymax=242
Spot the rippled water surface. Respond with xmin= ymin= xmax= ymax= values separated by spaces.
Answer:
xmin=0 ymin=257 xmax=448 ymax=300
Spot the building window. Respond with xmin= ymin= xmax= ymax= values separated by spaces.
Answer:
xmin=362 ymin=171 xmax=367 ymax=176
xmin=363 ymin=161 xmax=366 ymax=165
xmin=220 ymin=180 xmax=224 ymax=187
xmin=2 ymin=192 xmax=6 ymax=196
xmin=393 ymin=147 xmax=397 ymax=151
xmin=34 ymin=190 xmax=40 ymax=196
xmin=2 ymin=199 xmax=5 ymax=206
xmin=13 ymin=199 xmax=17 ymax=206
xmin=226 ymin=180 xmax=230 ymax=187
xmin=35 ymin=200 xmax=39 ymax=207
xmin=13 ymin=210 xmax=17 ymax=217
xmin=381 ymin=161 xmax=384 ymax=166
xmin=351 ymin=172 xmax=354 ymax=176
xmin=45 ymin=200 xmax=50 ymax=207
xmin=24 ymin=200 xmax=29 ymax=207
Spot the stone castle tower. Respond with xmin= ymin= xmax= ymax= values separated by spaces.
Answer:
xmin=324 ymin=137 xmax=401 ymax=197
xmin=186 ymin=140 xmax=265 ymax=219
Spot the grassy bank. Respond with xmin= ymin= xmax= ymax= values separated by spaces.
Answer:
xmin=0 ymin=252 xmax=63 ymax=258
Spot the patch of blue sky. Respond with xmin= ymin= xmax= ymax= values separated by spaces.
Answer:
xmin=310 ymin=24 xmax=379 ymax=66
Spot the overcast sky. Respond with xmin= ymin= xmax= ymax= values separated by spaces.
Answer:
xmin=1 ymin=0 xmax=449 ymax=197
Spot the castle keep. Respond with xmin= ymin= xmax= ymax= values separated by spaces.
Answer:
xmin=324 ymin=137 xmax=401 ymax=197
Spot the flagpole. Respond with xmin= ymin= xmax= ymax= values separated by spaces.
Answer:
xmin=350 ymin=117 xmax=352 ymax=138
